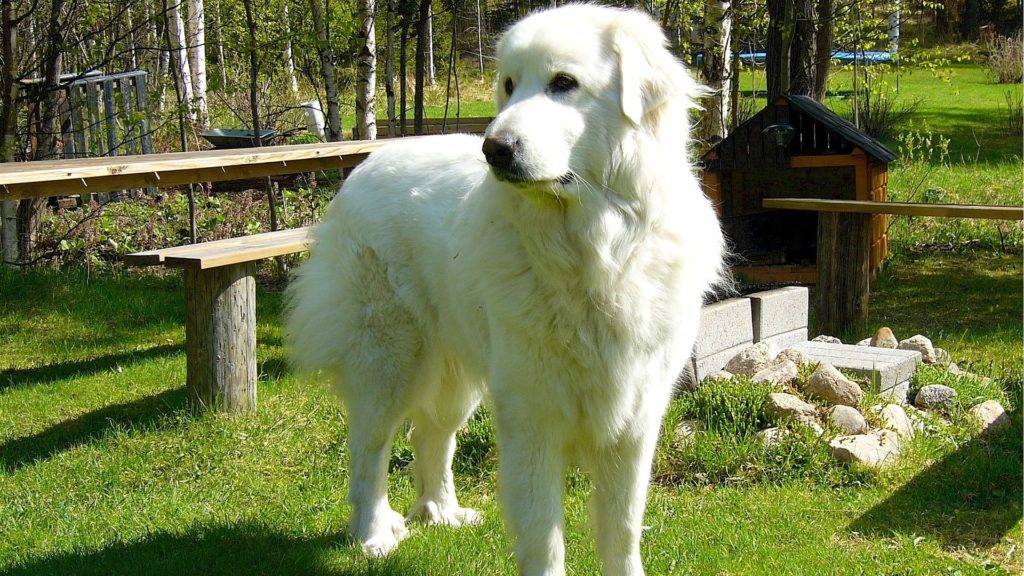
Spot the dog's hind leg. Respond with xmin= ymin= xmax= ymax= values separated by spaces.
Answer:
xmin=407 ymin=358 xmax=483 ymax=527
xmin=344 ymin=387 xmax=410 ymax=558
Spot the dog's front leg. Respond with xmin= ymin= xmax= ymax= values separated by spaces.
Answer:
xmin=493 ymin=406 xmax=568 ymax=576
xmin=589 ymin=429 xmax=659 ymax=576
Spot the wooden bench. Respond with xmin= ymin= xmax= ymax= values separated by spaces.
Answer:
xmin=352 ymin=116 xmax=493 ymax=140
xmin=125 ymin=228 xmax=312 ymax=411
xmin=764 ymin=198 xmax=1024 ymax=335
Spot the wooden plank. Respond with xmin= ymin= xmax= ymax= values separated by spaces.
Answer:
xmin=732 ymin=265 xmax=818 ymax=285
xmin=0 ymin=139 xmax=396 ymax=200
xmin=790 ymin=155 xmax=859 ymax=168
xmin=124 ymin=227 xmax=311 ymax=268
xmin=764 ymin=198 xmax=1024 ymax=220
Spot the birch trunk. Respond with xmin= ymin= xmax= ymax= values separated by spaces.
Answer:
xmin=426 ymin=3 xmax=435 ymax=86
xmin=186 ymin=0 xmax=209 ymax=127
xmin=699 ymin=0 xmax=732 ymax=142
xmin=284 ymin=4 xmax=299 ymax=94
xmin=309 ymin=0 xmax=342 ymax=140
xmin=356 ymin=0 xmax=377 ymax=139
xmin=168 ymin=0 xmax=195 ymax=120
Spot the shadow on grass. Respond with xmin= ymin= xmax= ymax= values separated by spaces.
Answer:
xmin=0 ymin=523 xmax=419 ymax=576
xmin=0 ymin=387 xmax=187 ymax=472
xmin=848 ymin=409 xmax=1023 ymax=548
xmin=0 ymin=344 xmax=183 ymax=391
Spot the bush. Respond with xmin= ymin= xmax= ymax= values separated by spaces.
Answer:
xmin=1003 ymin=89 xmax=1023 ymax=136
xmin=844 ymin=86 xmax=922 ymax=142
xmin=982 ymin=34 xmax=1024 ymax=84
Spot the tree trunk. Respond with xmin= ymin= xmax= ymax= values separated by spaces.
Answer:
xmin=242 ymin=0 xmax=279 ymax=233
xmin=186 ymin=0 xmax=209 ymax=127
xmin=168 ymin=0 xmax=195 ymax=120
xmin=766 ymin=0 xmax=793 ymax=102
xmin=789 ymin=0 xmax=815 ymax=96
xmin=309 ymin=0 xmax=342 ymax=140
xmin=215 ymin=0 xmax=228 ymax=91
xmin=475 ymin=0 xmax=484 ymax=74
xmin=384 ymin=0 xmax=397 ymax=135
xmin=356 ymin=0 xmax=377 ymax=139
xmin=699 ymin=0 xmax=732 ymax=142
xmin=414 ymin=0 xmax=429 ymax=134
xmin=426 ymin=3 xmax=435 ymax=86
xmin=1 ymin=0 xmax=19 ymax=264
xmin=284 ymin=4 xmax=299 ymax=94
xmin=811 ymin=0 xmax=833 ymax=101
xmin=400 ymin=22 xmax=409 ymax=135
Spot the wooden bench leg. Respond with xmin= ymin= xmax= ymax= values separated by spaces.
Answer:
xmin=816 ymin=212 xmax=871 ymax=338
xmin=184 ymin=262 xmax=257 ymax=412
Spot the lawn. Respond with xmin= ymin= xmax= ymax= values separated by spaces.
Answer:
xmin=1 ymin=62 xmax=1021 ymax=575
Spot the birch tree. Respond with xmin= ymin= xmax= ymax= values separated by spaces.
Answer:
xmin=355 ymin=0 xmax=377 ymax=139
xmin=700 ymin=0 xmax=733 ymax=142
xmin=186 ymin=0 xmax=209 ymax=127
xmin=168 ymin=0 xmax=196 ymax=120
xmin=309 ymin=0 xmax=342 ymax=140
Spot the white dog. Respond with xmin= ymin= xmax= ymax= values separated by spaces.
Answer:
xmin=286 ymin=5 xmax=725 ymax=575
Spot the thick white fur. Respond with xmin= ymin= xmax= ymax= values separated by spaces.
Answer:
xmin=286 ymin=5 xmax=725 ymax=575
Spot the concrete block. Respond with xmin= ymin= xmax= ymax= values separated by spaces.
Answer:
xmin=760 ymin=327 xmax=809 ymax=350
xmin=693 ymin=297 xmax=753 ymax=358
xmin=694 ymin=342 xmax=750 ymax=383
xmin=749 ymin=286 xmax=809 ymax=343
xmin=791 ymin=341 xmax=921 ymax=393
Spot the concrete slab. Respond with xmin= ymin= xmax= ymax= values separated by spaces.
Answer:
xmin=694 ymin=342 xmax=750 ymax=383
xmin=749 ymin=286 xmax=809 ymax=343
xmin=791 ymin=341 xmax=921 ymax=393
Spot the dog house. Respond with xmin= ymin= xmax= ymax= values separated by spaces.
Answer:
xmin=701 ymin=95 xmax=897 ymax=284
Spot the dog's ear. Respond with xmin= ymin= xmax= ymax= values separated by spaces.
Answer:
xmin=611 ymin=12 xmax=706 ymax=127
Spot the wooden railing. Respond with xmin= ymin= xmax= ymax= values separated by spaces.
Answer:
xmin=0 ymin=139 xmax=394 ymax=201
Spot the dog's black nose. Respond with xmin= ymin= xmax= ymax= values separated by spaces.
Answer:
xmin=482 ymin=135 xmax=518 ymax=172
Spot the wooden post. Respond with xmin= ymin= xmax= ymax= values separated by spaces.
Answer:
xmin=184 ymin=262 xmax=257 ymax=412
xmin=815 ymin=211 xmax=871 ymax=337
xmin=101 ymin=79 xmax=124 ymax=201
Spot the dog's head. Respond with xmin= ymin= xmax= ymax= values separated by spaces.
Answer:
xmin=483 ymin=5 xmax=703 ymax=201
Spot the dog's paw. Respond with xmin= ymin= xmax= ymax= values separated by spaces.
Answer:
xmin=407 ymin=500 xmax=483 ymax=528
xmin=355 ymin=508 xmax=409 ymax=558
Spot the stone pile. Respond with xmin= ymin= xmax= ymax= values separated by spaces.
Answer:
xmin=700 ymin=327 xmax=1011 ymax=468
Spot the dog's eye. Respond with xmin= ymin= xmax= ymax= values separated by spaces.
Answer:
xmin=549 ymin=74 xmax=579 ymax=94
xmin=504 ymin=77 xmax=514 ymax=96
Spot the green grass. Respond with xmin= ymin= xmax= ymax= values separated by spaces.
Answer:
xmin=1 ymin=250 xmax=1021 ymax=575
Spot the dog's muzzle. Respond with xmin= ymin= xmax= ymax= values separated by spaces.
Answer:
xmin=482 ymin=135 xmax=574 ymax=186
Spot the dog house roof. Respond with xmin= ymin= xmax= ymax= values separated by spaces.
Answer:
xmin=703 ymin=95 xmax=898 ymax=165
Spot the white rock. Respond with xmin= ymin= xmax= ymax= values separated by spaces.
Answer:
xmin=914 ymin=384 xmax=957 ymax=410
xmin=724 ymin=342 xmax=778 ymax=377
xmin=968 ymin=400 xmax=1010 ymax=433
xmin=801 ymin=420 xmax=826 ymax=437
xmin=856 ymin=338 xmax=872 ymax=346
xmin=812 ymin=335 xmax=842 ymax=344
xmin=806 ymin=363 xmax=864 ymax=407
xmin=766 ymin=392 xmax=818 ymax=423
xmin=674 ymin=419 xmax=702 ymax=448
xmin=829 ymin=405 xmax=868 ymax=434
xmin=947 ymin=362 xmax=965 ymax=376
xmin=753 ymin=360 xmax=799 ymax=387
xmin=704 ymin=370 xmax=735 ymax=383
xmin=776 ymin=347 xmax=811 ymax=367
xmin=870 ymin=327 xmax=899 ymax=349
xmin=830 ymin=429 xmax=901 ymax=468
xmin=758 ymin=427 xmax=788 ymax=448
xmin=878 ymin=404 xmax=915 ymax=439
xmin=898 ymin=335 xmax=937 ymax=364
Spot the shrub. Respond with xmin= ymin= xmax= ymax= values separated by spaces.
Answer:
xmin=844 ymin=86 xmax=922 ymax=142
xmin=1003 ymin=89 xmax=1023 ymax=136
xmin=982 ymin=34 xmax=1024 ymax=84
